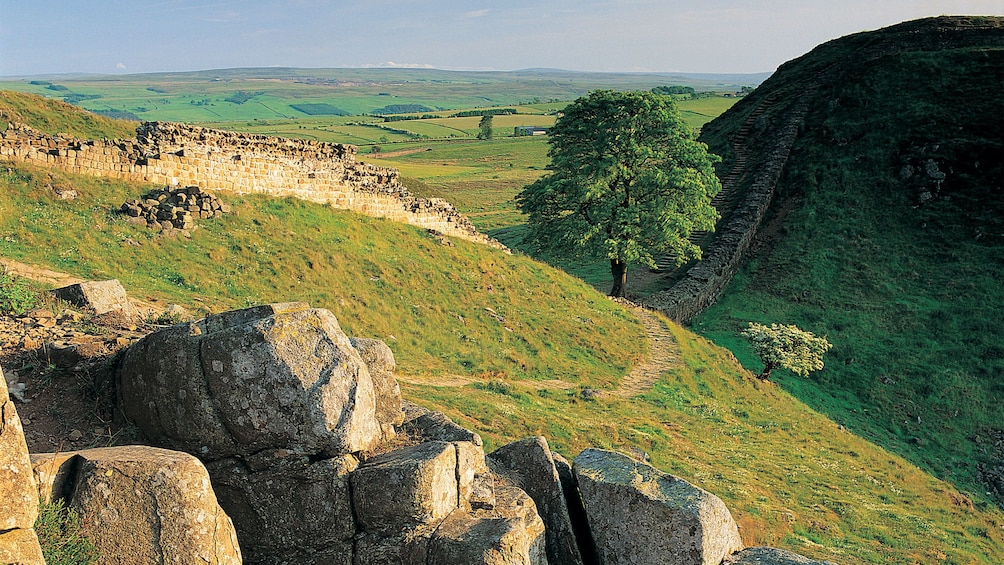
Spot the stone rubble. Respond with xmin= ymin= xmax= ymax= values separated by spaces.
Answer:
xmin=120 ymin=184 xmax=232 ymax=232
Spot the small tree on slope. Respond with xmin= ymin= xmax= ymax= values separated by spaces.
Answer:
xmin=517 ymin=90 xmax=721 ymax=297
xmin=742 ymin=322 xmax=832 ymax=380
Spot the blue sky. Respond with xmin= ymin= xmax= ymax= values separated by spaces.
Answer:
xmin=0 ymin=1 xmax=999 ymax=76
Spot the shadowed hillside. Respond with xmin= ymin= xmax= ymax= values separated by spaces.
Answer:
xmin=690 ymin=16 xmax=1004 ymax=507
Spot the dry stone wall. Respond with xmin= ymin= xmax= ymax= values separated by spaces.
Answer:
xmin=0 ymin=121 xmax=504 ymax=249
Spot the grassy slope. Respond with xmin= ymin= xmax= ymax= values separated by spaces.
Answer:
xmin=0 ymin=90 xmax=136 ymax=139
xmin=692 ymin=20 xmax=1004 ymax=509
xmin=3 ymin=162 xmax=1003 ymax=563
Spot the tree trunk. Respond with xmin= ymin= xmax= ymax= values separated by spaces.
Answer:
xmin=609 ymin=259 xmax=628 ymax=298
xmin=758 ymin=362 xmax=776 ymax=380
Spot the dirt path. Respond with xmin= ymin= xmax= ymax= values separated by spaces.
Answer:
xmin=1 ymin=258 xmax=162 ymax=316
xmin=398 ymin=305 xmax=680 ymax=397
xmin=1 ymin=258 xmax=87 ymax=287
xmin=611 ymin=306 xmax=682 ymax=397
xmin=371 ymin=146 xmax=431 ymax=159
xmin=395 ymin=374 xmax=578 ymax=390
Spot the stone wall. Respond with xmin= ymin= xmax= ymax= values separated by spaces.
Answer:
xmin=0 ymin=121 xmax=505 ymax=249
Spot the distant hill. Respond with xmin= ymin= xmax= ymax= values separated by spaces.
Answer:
xmin=0 ymin=67 xmax=767 ymax=122
xmin=692 ymin=15 xmax=1004 ymax=507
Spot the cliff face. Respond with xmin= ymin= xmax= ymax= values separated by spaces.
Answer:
xmin=0 ymin=120 xmax=505 ymax=249
xmin=645 ymin=16 xmax=1004 ymax=321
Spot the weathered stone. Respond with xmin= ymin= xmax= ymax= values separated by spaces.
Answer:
xmin=118 ymin=303 xmax=382 ymax=460
xmin=490 ymin=437 xmax=584 ymax=565
xmin=574 ymin=448 xmax=743 ymax=565
xmin=207 ymin=454 xmax=357 ymax=565
xmin=428 ymin=509 xmax=547 ymax=565
xmin=0 ymin=366 xmax=39 ymax=532
xmin=350 ymin=337 xmax=404 ymax=440
xmin=456 ymin=440 xmax=492 ymax=510
xmin=351 ymin=441 xmax=459 ymax=533
xmin=402 ymin=406 xmax=482 ymax=446
xmin=42 ymin=445 xmax=242 ymax=565
xmin=50 ymin=279 xmax=136 ymax=320
xmin=31 ymin=451 xmax=79 ymax=504
xmin=0 ymin=529 xmax=45 ymax=565
xmin=352 ymin=527 xmax=433 ymax=565
xmin=723 ymin=547 xmax=837 ymax=564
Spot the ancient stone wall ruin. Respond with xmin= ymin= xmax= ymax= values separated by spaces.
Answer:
xmin=0 ymin=121 xmax=504 ymax=249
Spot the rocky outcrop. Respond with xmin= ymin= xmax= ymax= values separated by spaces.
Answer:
xmin=32 ymin=445 xmax=242 ymax=564
xmin=489 ymin=436 xmax=585 ymax=565
xmin=205 ymin=454 xmax=358 ymax=565
xmin=50 ymin=279 xmax=137 ymax=322
xmin=723 ymin=547 xmax=836 ymax=564
xmin=117 ymin=303 xmax=544 ymax=564
xmin=574 ymin=448 xmax=744 ymax=565
xmin=109 ymin=302 xmax=848 ymax=564
xmin=0 ymin=365 xmax=44 ymax=565
xmin=117 ymin=302 xmax=383 ymax=460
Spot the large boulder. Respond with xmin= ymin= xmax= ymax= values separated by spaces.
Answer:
xmin=50 ymin=279 xmax=136 ymax=321
xmin=117 ymin=303 xmax=382 ymax=460
xmin=0 ymin=366 xmax=44 ymax=565
xmin=32 ymin=445 xmax=242 ymax=564
xmin=723 ymin=547 xmax=836 ymax=564
xmin=574 ymin=448 xmax=744 ymax=565
xmin=205 ymin=454 xmax=358 ymax=565
xmin=489 ymin=436 xmax=585 ymax=565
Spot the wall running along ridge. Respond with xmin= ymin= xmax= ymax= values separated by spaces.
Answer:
xmin=0 ymin=121 xmax=505 ymax=250
xmin=643 ymin=16 xmax=1004 ymax=322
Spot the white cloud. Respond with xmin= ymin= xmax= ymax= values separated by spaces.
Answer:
xmin=465 ymin=9 xmax=490 ymax=18
xmin=116 ymin=62 xmax=127 ymax=70
xmin=367 ymin=61 xmax=436 ymax=69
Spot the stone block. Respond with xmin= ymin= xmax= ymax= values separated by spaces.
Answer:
xmin=50 ymin=279 xmax=136 ymax=320
xmin=351 ymin=441 xmax=458 ymax=533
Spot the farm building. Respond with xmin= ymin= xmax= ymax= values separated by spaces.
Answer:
xmin=514 ymin=126 xmax=549 ymax=136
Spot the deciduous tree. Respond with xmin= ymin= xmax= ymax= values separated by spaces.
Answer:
xmin=517 ymin=90 xmax=721 ymax=297
xmin=741 ymin=322 xmax=832 ymax=380
xmin=477 ymin=115 xmax=493 ymax=140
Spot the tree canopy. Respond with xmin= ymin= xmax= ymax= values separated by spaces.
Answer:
xmin=517 ymin=90 xmax=722 ymax=297
xmin=742 ymin=322 xmax=832 ymax=380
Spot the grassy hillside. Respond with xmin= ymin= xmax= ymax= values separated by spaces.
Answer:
xmin=0 ymin=90 xmax=136 ymax=139
xmin=0 ymin=162 xmax=644 ymax=384
xmin=2 ymin=160 xmax=1003 ymax=563
xmin=691 ymin=16 xmax=1004 ymax=508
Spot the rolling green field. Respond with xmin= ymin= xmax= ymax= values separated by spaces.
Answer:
xmin=0 ymin=67 xmax=762 ymax=124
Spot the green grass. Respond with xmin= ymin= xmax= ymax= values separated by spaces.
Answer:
xmin=0 ymin=162 xmax=644 ymax=382
xmin=0 ymin=90 xmax=136 ymax=139
xmin=35 ymin=499 xmax=99 ymax=565
xmin=691 ymin=41 xmax=1004 ymax=508
xmin=0 ymin=67 xmax=760 ymax=124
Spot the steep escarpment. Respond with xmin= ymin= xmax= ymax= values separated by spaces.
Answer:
xmin=646 ymin=16 xmax=1004 ymax=321
xmin=689 ymin=16 xmax=1004 ymax=508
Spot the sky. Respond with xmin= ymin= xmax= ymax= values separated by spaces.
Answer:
xmin=0 ymin=1 xmax=999 ymax=77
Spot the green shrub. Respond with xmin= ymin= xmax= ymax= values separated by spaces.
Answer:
xmin=0 ymin=271 xmax=38 ymax=315
xmin=35 ymin=499 xmax=99 ymax=565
